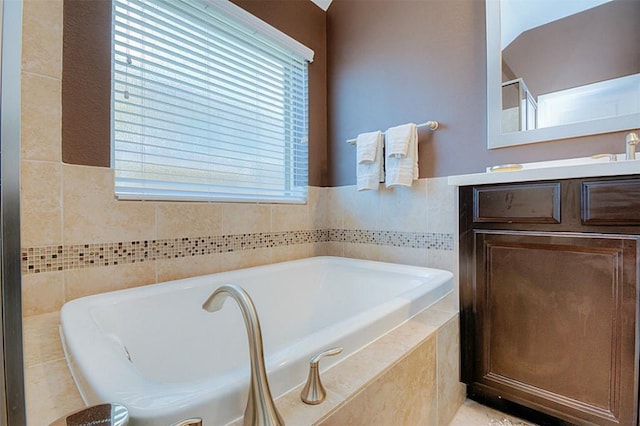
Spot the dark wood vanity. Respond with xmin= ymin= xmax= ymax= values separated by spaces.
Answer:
xmin=459 ymin=175 xmax=640 ymax=425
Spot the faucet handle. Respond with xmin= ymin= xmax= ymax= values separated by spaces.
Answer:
xmin=300 ymin=347 xmax=343 ymax=405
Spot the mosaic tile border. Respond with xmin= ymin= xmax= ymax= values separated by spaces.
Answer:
xmin=22 ymin=229 xmax=454 ymax=274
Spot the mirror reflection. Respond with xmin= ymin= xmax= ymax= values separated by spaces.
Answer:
xmin=500 ymin=0 xmax=640 ymax=135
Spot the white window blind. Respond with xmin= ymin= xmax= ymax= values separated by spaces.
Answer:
xmin=112 ymin=0 xmax=312 ymax=203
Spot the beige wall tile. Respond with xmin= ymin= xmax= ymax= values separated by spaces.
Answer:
xmin=21 ymin=160 xmax=63 ymax=247
xmin=64 ymin=262 xmax=156 ymax=301
xmin=156 ymin=253 xmax=222 ymax=283
xmin=426 ymin=177 xmax=457 ymax=235
xmin=156 ymin=203 xmax=222 ymax=239
xmin=25 ymin=358 xmax=84 ymax=426
xmin=216 ymin=247 xmax=272 ymax=272
xmin=222 ymin=203 xmax=271 ymax=235
xmin=271 ymin=203 xmax=309 ymax=232
xmin=21 ymin=72 xmax=61 ymax=162
xmin=22 ymin=0 xmax=63 ymax=78
xmin=321 ymin=242 xmax=344 ymax=257
xmin=271 ymin=243 xmax=315 ymax=263
xmin=308 ymin=186 xmax=328 ymax=230
xmin=437 ymin=316 xmax=466 ymax=426
xmin=320 ymin=335 xmax=437 ymax=426
xmin=23 ymin=312 xmax=63 ymax=368
xmin=338 ymin=185 xmax=381 ymax=230
xmin=22 ymin=271 xmax=65 ymax=317
xmin=343 ymin=242 xmax=379 ymax=261
xmin=379 ymin=179 xmax=428 ymax=232
xmin=63 ymin=165 xmax=156 ymax=244
xmin=378 ymin=246 xmax=428 ymax=267
xmin=325 ymin=187 xmax=344 ymax=229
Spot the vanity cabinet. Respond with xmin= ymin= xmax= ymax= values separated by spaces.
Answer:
xmin=459 ymin=176 xmax=640 ymax=426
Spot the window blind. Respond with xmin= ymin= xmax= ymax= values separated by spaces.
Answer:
xmin=112 ymin=0 xmax=311 ymax=203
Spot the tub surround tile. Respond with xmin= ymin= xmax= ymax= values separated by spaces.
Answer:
xmin=22 ymin=0 xmax=63 ymax=78
xmin=379 ymin=246 xmax=428 ymax=267
xmin=22 ymin=229 xmax=453 ymax=275
xmin=437 ymin=317 xmax=466 ymax=426
xmin=21 ymin=72 xmax=62 ymax=162
xmin=156 ymin=203 xmax=223 ymax=239
xmin=339 ymin=186 xmax=381 ymax=230
xmin=23 ymin=312 xmax=64 ymax=367
xmin=25 ymin=358 xmax=85 ymax=426
xmin=20 ymin=160 xmax=63 ymax=247
xmin=271 ymin=203 xmax=310 ymax=232
xmin=63 ymin=165 xmax=156 ymax=245
xmin=223 ymin=203 xmax=271 ymax=235
xmin=216 ymin=247 xmax=273 ymax=272
xmin=271 ymin=243 xmax=317 ymax=263
xmin=343 ymin=242 xmax=380 ymax=261
xmin=156 ymin=253 xmax=223 ymax=282
xmin=319 ymin=335 xmax=438 ymax=426
xmin=64 ymin=262 xmax=156 ymax=302
xmin=308 ymin=187 xmax=329 ymax=230
xmin=379 ymin=180 xmax=429 ymax=232
xmin=21 ymin=271 xmax=65 ymax=317
xmin=426 ymin=177 xmax=458 ymax=235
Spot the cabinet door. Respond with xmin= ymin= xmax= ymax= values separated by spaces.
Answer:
xmin=473 ymin=231 xmax=638 ymax=426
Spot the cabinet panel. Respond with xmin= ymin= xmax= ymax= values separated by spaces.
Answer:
xmin=582 ymin=179 xmax=640 ymax=225
xmin=473 ymin=231 xmax=637 ymax=425
xmin=474 ymin=183 xmax=560 ymax=224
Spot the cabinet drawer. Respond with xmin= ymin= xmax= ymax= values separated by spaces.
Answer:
xmin=582 ymin=178 xmax=640 ymax=225
xmin=473 ymin=182 xmax=560 ymax=223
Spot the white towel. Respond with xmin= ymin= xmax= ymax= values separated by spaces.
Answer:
xmin=357 ymin=131 xmax=384 ymax=191
xmin=356 ymin=131 xmax=381 ymax=164
xmin=385 ymin=124 xmax=418 ymax=187
xmin=385 ymin=123 xmax=416 ymax=158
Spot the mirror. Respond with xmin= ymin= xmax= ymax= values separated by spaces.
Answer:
xmin=486 ymin=0 xmax=640 ymax=149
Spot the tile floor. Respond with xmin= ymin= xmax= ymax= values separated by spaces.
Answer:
xmin=449 ymin=400 xmax=537 ymax=426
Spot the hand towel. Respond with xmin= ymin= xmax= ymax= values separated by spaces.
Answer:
xmin=385 ymin=124 xmax=418 ymax=187
xmin=356 ymin=131 xmax=382 ymax=164
xmin=357 ymin=131 xmax=384 ymax=191
xmin=385 ymin=123 xmax=416 ymax=158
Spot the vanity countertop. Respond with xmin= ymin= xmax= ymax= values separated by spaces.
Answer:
xmin=448 ymin=156 xmax=640 ymax=186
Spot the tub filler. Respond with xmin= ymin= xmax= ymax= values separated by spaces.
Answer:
xmin=60 ymin=256 xmax=453 ymax=425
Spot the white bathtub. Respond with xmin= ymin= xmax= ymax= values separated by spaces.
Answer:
xmin=60 ymin=256 xmax=453 ymax=425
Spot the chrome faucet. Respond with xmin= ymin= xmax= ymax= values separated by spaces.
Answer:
xmin=202 ymin=285 xmax=284 ymax=426
xmin=626 ymin=132 xmax=639 ymax=160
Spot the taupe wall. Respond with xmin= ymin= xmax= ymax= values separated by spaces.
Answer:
xmin=503 ymin=0 xmax=640 ymax=97
xmin=326 ymin=0 xmax=636 ymax=186
xmin=62 ymin=0 xmax=328 ymax=186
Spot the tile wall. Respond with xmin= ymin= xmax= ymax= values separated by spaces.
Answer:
xmin=20 ymin=0 xmax=459 ymax=423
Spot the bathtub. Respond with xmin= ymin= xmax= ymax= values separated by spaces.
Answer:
xmin=60 ymin=256 xmax=453 ymax=425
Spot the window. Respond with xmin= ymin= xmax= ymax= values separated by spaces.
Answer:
xmin=111 ymin=0 xmax=313 ymax=203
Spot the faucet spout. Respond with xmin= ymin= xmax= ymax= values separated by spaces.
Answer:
xmin=203 ymin=285 xmax=284 ymax=426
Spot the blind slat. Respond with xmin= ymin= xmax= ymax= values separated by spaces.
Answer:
xmin=112 ymin=0 xmax=310 ymax=203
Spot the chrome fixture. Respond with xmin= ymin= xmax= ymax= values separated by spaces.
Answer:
xmin=300 ymin=347 xmax=343 ymax=405
xmin=172 ymin=418 xmax=203 ymax=426
xmin=591 ymin=153 xmax=618 ymax=162
xmin=626 ymin=132 xmax=639 ymax=160
xmin=202 ymin=285 xmax=284 ymax=426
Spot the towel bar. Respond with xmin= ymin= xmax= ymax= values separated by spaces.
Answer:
xmin=346 ymin=121 xmax=439 ymax=145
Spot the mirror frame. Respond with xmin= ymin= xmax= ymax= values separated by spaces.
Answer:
xmin=486 ymin=0 xmax=640 ymax=149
